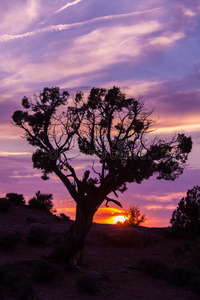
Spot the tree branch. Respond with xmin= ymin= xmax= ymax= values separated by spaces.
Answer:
xmin=105 ymin=196 xmax=123 ymax=208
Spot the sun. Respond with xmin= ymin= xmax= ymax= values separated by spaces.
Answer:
xmin=113 ymin=215 xmax=127 ymax=224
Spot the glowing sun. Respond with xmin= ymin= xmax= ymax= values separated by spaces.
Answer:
xmin=113 ymin=215 xmax=126 ymax=224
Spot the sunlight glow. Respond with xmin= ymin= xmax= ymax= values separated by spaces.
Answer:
xmin=113 ymin=215 xmax=127 ymax=224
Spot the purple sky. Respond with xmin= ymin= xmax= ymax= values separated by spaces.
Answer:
xmin=0 ymin=0 xmax=200 ymax=226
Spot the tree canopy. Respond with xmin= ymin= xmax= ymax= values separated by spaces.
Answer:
xmin=12 ymin=86 xmax=192 ymax=209
xmin=12 ymin=86 xmax=193 ymax=262
xmin=170 ymin=186 xmax=200 ymax=237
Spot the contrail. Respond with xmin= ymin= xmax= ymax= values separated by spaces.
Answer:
xmin=55 ymin=0 xmax=83 ymax=14
xmin=0 ymin=7 xmax=163 ymax=43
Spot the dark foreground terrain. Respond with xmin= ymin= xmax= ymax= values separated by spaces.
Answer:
xmin=0 ymin=203 xmax=200 ymax=300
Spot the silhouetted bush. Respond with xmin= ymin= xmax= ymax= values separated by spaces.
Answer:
xmin=0 ymin=198 xmax=10 ymax=213
xmin=124 ymin=205 xmax=146 ymax=227
xmin=31 ymin=260 xmax=59 ymax=282
xmin=28 ymin=191 xmax=54 ymax=212
xmin=0 ymin=231 xmax=20 ymax=250
xmin=76 ymin=274 xmax=100 ymax=294
xmin=139 ymin=258 xmax=169 ymax=280
xmin=170 ymin=186 xmax=200 ymax=238
xmin=26 ymin=226 xmax=48 ymax=245
xmin=60 ymin=213 xmax=71 ymax=221
xmin=6 ymin=193 xmax=25 ymax=205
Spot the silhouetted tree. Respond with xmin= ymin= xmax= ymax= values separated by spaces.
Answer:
xmin=124 ymin=205 xmax=146 ymax=227
xmin=12 ymin=86 xmax=192 ymax=263
xmin=170 ymin=186 xmax=200 ymax=238
xmin=6 ymin=193 xmax=25 ymax=205
xmin=28 ymin=191 xmax=54 ymax=212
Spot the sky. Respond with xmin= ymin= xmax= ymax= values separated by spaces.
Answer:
xmin=0 ymin=0 xmax=200 ymax=226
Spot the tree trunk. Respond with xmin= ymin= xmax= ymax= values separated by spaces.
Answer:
xmin=47 ymin=202 xmax=96 ymax=265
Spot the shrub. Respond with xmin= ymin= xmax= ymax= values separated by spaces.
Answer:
xmin=0 ymin=198 xmax=10 ymax=213
xmin=26 ymin=226 xmax=48 ymax=245
xmin=76 ymin=274 xmax=100 ymax=294
xmin=124 ymin=205 xmax=146 ymax=227
xmin=28 ymin=191 xmax=54 ymax=212
xmin=139 ymin=258 xmax=169 ymax=280
xmin=0 ymin=231 xmax=20 ymax=250
xmin=60 ymin=213 xmax=71 ymax=221
xmin=31 ymin=260 xmax=59 ymax=282
xmin=6 ymin=193 xmax=25 ymax=205
xmin=170 ymin=186 xmax=200 ymax=238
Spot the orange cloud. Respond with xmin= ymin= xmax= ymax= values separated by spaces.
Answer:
xmin=145 ymin=205 xmax=164 ymax=210
xmin=0 ymin=123 xmax=23 ymax=137
xmin=141 ymin=192 xmax=184 ymax=203
xmin=145 ymin=204 xmax=177 ymax=211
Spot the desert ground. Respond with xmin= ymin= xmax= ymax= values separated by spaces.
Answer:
xmin=0 ymin=202 xmax=199 ymax=300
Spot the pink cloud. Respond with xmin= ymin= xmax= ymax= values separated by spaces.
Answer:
xmin=0 ymin=0 xmax=41 ymax=35
xmin=0 ymin=0 xmax=199 ymax=227
xmin=0 ymin=8 xmax=162 ymax=43
xmin=149 ymin=32 xmax=185 ymax=48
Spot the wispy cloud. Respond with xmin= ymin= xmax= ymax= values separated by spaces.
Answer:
xmin=0 ymin=8 xmax=162 ymax=43
xmin=26 ymin=0 xmax=40 ymax=20
xmin=0 ymin=21 xmax=162 ymax=92
xmin=0 ymin=152 xmax=31 ymax=157
xmin=10 ymin=174 xmax=40 ymax=178
xmin=0 ymin=0 xmax=41 ymax=35
xmin=155 ymin=122 xmax=200 ymax=133
xmin=55 ymin=0 xmax=83 ymax=14
xmin=145 ymin=205 xmax=164 ymax=210
xmin=182 ymin=7 xmax=199 ymax=17
xmin=0 ymin=125 xmax=23 ymax=140
xmin=149 ymin=32 xmax=185 ymax=48
xmin=145 ymin=204 xmax=177 ymax=210
xmin=140 ymin=192 xmax=185 ymax=203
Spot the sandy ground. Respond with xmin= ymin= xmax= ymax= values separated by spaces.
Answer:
xmin=0 ymin=203 xmax=199 ymax=300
